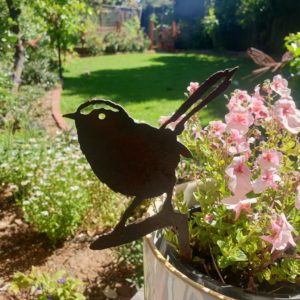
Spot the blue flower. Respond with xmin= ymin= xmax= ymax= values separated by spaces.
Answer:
xmin=47 ymin=296 xmax=53 ymax=300
xmin=57 ymin=278 xmax=66 ymax=284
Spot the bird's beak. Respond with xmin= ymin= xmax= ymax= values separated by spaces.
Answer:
xmin=63 ymin=112 xmax=77 ymax=120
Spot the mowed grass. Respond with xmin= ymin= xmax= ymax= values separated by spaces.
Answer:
xmin=61 ymin=52 xmax=300 ymax=126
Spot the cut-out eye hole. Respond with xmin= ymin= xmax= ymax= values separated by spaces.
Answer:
xmin=98 ymin=113 xmax=106 ymax=120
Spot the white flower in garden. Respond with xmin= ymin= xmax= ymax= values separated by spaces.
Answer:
xmin=223 ymin=197 xmax=257 ymax=220
xmin=271 ymin=75 xmax=291 ymax=97
xmin=225 ymin=111 xmax=254 ymax=135
xmin=225 ymin=156 xmax=252 ymax=197
xmin=227 ymin=89 xmax=252 ymax=112
xmin=207 ymin=120 xmax=227 ymax=138
xmin=252 ymin=169 xmax=281 ymax=194
xmin=41 ymin=211 xmax=49 ymax=217
xmin=256 ymin=150 xmax=282 ymax=171
xmin=187 ymin=82 xmax=200 ymax=96
xmin=260 ymin=213 xmax=296 ymax=253
xmin=70 ymin=186 xmax=80 ymax=191
xmin=273 ymin=98 xmax=300 ymax=134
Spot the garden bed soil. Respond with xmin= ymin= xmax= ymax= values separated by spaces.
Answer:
xmin=0 ymin=89 xmax=137 ymax=300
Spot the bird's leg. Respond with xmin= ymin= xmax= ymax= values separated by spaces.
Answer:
xmin=114 ymin=195 xmax=143 ymax=231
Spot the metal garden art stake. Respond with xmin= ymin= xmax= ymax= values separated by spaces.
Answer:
xmin=64 ymin=68 xmax=238 ymax=261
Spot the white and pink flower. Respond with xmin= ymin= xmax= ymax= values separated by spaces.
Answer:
xmin=224 ymin=197 xmax=257 ymax=220
xmin=271 ymin=75 xmax=291 ymax=97
xmin=273 ymin=98 xmax=300 ymax=134
xmin=252 ymin=168 xmax=281 ymax=194
xmin=260 ymin=213 xmax=296 ymax=253
xmin=256 ymin=150 xmax=282 ymax=171
xmin=251 ymin=97 xmax=269 ymax=120
xmin=225 ymin=111 xmax=254 ymax=134
xmin=187 ymin=82 xmax=200 ymax=96
xmin=159 ymin=114 xmax=185 ymax=130
xmin=224 ymin=129 xmax=250 ymax=156
xmin=207 ymin=120 xmax=226 ymax=138
xmin=227 ymin=90 xmax=252 ymax=112
xmin=225 ymin=156 xmax=252 ymax=197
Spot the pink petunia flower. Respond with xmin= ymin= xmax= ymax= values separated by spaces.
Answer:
xmin=271 ymin=75 xmax=291 ymax=97
xmin=251 ymin=96 xmax=269 ymax=120
xmin=225 ymin=156 xmax=252 ymax=197
xmin=192 ymin=126 xmax=202 ymax=139
xmin=224 ymin=129 xmax=250 ymax=156
xmin=225 ymin=111 xmax=254 ymax=135
xmin=252 ymin=168 xmax=281 ymax=194
xmin=187 ymin=82 xmax=200 ymax=96
xmin=207 ymin=120 xmax=227 ymax=138
xmin=204 ymin=213 xmax=215 ymax=223
xmin=227 ymin=90 xmax=252 ymax=112
xmin=159 ymin=114 xmax=185 ymax=130
xmin=224 ymin=197 xmax=257 ymax=220
xmin=296 ymin=185 xmax=300 ymax=209
xmin=260 ymin=213 xmax=296 ymax=253
xmin=273 ymin=98 xmax=300 ymax=134
xmin=256 ymin=150 xmax=282 ymax=171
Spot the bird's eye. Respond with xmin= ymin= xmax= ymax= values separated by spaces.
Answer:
xmin=98 ymin=113 xmax=106 ymax=120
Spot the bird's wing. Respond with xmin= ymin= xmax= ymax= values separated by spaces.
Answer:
xmin=247 ymin=47 xmax=276 ymax=66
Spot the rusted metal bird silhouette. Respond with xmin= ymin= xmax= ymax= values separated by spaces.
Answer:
xmin=247 ymin=47 xmax=293 ymax=76
xmin=64 ymin=68 xmax=238 ymax=260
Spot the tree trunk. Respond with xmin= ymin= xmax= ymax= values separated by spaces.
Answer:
xmin=5 ymin=0 xmax=25 ymax=93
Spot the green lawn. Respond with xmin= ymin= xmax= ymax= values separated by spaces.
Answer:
xmin=61 ymin=52 xmax=300 ymax=126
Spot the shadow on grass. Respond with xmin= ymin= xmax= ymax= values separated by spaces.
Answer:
xmin=63 ymin=53 xmax=300 ymax=123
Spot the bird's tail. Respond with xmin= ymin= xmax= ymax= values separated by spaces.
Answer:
xmin=160 ymin=67 xmax=238 ymax=136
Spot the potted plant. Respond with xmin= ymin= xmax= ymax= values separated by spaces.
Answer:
xmin=143 ymin=75 xmax=300 ymax=299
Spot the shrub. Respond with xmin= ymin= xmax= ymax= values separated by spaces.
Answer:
xmin=82 ymin=16 xmax=150 ymax=55
xmin=116 ymin=240 xmax=144 ymax=289
xmin=11 ymin=267 xmax=85 ymax=300
xmin=285 ymin=32 xmax=300 ymax=76
xmin=0 ymin=132 xmax=124 ymax=243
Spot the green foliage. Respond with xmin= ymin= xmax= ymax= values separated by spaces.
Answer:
xmin=83 ymin=16 xmax=150 ymax=55
xmin=11 ymin=267 xmax=85 ymax=300
xmin=0 ymin=132 xmax=123 ymax=243
xmin=0 ymin=58 xmax=45 ymax=132
xmin=202 ymin=7 xmax=219 ymax=48
xmin=116 ymin=240 xmax=144 ymax=288
xmin=32 ymin=0 xmax=89 ymax=51
xmin=285 ymin=32 xmax=300 ymax=75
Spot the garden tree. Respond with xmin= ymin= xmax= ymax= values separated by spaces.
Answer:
xmin=4 ymin=0 xmax=25 ymax=93
xmin=33 ymin=0 xmax=90 ymax=81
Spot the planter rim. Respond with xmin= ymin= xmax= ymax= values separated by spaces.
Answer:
xmin=144 ymin=233 xmax=235 ymax=300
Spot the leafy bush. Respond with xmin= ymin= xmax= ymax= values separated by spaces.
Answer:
xmin=82 ymin=17 xmax=150 ymax=55
xmin=0 ymin=131 xmax=124 ymax=243
xmin=0 ymin=59 xmax=45 ymax=132
xmin=116 ymin=240 xmax=144 ymax=289
xmin=11 ymin=267 xmax=85 ymax=300
xmin=285 ymin=32 xmax=300 ymax=76
xmin=22 ymin=45 xmax=58 ymax=90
